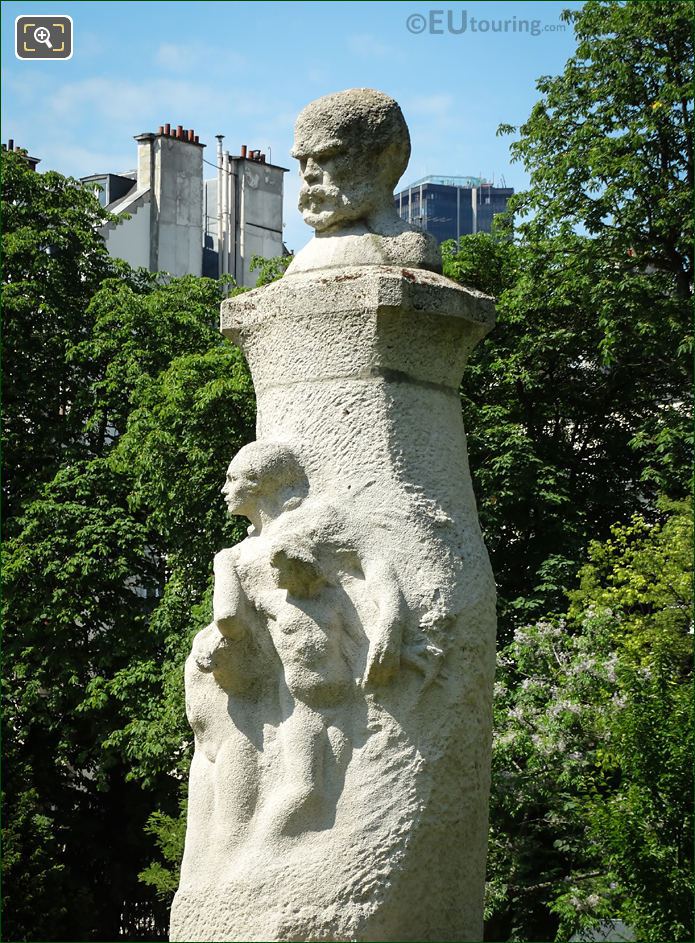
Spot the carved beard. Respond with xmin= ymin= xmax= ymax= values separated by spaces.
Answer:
xmin=298 ymin=185 xmax=362 ymax=232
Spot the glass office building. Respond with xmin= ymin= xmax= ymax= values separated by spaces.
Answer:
xmin=394 ymin=175 xmax=513 ymax=244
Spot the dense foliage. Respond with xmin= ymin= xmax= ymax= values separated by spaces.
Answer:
xmin=1 ymin=149 xmax=255 ymax=941
xmin=444 ymin=225 xmax=691 ymax=640
xmin=2 ymin=2 xmax=692 ymax=940
xmin=445 ymin=0 xmax=692 ymax=642
xmin=2 ymin=152 xmax=119 ymax=522
xmin=447 ymin=2 xmax=692 ymax=939
xmin=487 ymin=500 xmax=692 ymax=942
xmin=498 ymin=0 xmax=693 ymax=301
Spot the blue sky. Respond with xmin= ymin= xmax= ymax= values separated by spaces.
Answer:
xmin=2 ymin=0 xmax=582 ymax=253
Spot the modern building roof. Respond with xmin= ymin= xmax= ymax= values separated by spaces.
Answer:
xmin=400 ymin=175 xmax=493 ymax=190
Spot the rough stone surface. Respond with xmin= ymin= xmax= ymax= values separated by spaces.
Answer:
xmin=287 ymin=88 xmax=441 ymax=274
xmin=170 ymin=89 xmax=497 ymax=943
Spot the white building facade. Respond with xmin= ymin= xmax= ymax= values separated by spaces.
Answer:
xmin=82 ymin=125 xmax=287 ymax=286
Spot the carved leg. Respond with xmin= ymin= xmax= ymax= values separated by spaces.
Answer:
xmin=258 ymin=700 xmax=327 ymax=837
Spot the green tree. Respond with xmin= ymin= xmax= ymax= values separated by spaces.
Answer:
xmin=2 ymin=288 xmax=255 ymax=939
xmin=2 ymin=459 xmax=164 ymax=941
xmin=87 ymin=340 xmax=255 ymax=789
xmin=1 ymin=152 xmax=256 ymax=940
xmin=1 ymin=149 xmax=123 ymax=523
xmin=445 ymin=5 xmax=694 ymax=938
xmin=444 ymin=227 xmax=691 ymax=640
xmin=249 ymin=252 xmax=292 ymax=286
xmin=487 ymin=500 xmax=693 ymax=942
xmin=443 ymin=0 xmax=692 ymax=640
xmin=499 ymin=0 xmax=693 ymax=300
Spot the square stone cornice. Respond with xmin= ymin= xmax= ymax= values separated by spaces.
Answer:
xmin=221 ymin=266 xmax=495 ymax=393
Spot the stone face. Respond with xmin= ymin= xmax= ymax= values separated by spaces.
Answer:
xmin=288 ymin=88 xmax=441 ymax=274
xmin=170 ymin=89 xmax=496 ymax=943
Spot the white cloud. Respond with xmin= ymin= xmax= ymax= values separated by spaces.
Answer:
xmin=155 ymin=42 xmax=246 ymax=74
xmin=78 ymin=31 xmax=106 ymax=58
xmin=346 ymin=33 xmax=395 ymax=59
xmin=47 ymin=141 xmax=134 ymax=178
xmin=2 ymin=67 xmax=300 ymax=187
xmin=306 ymin=67 xmax=328 ymax=85
xmin=40 ymin=75 xmax=227 ymax=130
xmin=156 ymin=42 xmax=191 ymax=72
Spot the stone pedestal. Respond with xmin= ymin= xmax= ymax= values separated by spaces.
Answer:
xmin=169 ymin=264 xmax=496 ymax=942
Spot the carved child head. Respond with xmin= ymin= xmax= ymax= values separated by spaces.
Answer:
xmin=291 ymin=88 xmax=411 ymax=233
xmin=267 ymin=496 xmax=363 ymax=597
xmin=222 ymin=441 xmax=307 ymax=526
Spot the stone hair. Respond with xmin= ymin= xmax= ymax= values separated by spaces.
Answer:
xmin=292 ymin=87 xmax=411 ymax=187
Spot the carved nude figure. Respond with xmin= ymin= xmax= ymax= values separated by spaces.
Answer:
xmin=191 ymin=440 xmax=309 ymax=673
xmin=196 ymin=441 xmax=414 ymax=838
xmin=257 ymin=490 xmax=415 ymax=836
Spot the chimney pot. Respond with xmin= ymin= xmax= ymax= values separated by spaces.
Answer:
xmin=188 ymin=129 xmax=195 ymax=142
xmin=177 ymin=125 xmax=183 ymax=139
xmin=158 ymin=125 xmax=164 ymax=135
xmin=164 ymin=123 xmax=171 ymax=135
xmin=8 ymin=138 xmax=14 ymax=151
xmin=240 ymin=144 xmax=247 ymax=158
xmin=194 ymin=135 xmax=199 ymax=144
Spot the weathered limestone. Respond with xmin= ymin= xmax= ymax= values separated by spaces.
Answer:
xmin=170 ymin=89 xmax=497 ymax=943
xmin=288 ymin=88 xmax=441 ymax=274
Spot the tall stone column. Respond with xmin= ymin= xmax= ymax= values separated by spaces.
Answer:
xmin=170 ymin=89 xmax=497 ymax=943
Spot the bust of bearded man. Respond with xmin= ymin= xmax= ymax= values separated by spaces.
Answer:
xmin=285 ymin=87 xmax=441 ymax=275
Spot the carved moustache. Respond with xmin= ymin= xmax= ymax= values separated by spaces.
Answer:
xmin=298 ymin=185 xmax=343 ymax=210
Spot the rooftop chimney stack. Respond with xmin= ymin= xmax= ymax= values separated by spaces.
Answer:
xmin=3 ymin=138 xmax=41 ymax=170
xmin=134 ymin=132 xmax=156 ymax=190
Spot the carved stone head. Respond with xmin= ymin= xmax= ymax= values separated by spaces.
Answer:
xmin=291 ymin=88 xmax=411 ymax=234
xmin=222 ymin=441 xmax=307 ymax=525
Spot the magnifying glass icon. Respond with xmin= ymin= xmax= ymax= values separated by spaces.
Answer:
xmin=34 ymin=26 xmax=53 ymax=49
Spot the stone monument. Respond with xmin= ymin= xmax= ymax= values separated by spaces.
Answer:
xmin=170 ymin=88 xmax=497 ymax=943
